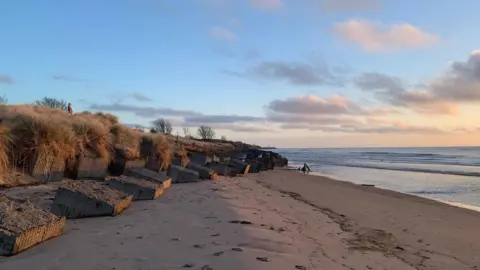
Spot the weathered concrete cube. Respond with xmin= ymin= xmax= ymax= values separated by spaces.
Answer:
xmin=107 ymin=176 xmax=163 ymax=201
xmin=229 ymin=159 xmax=251 ymax=175
xmin=208 ymin=163 xmax=239 ymax=177
xmin=186 ymin=162 xmax=216 ymax=180
xmin=167 ymin=165 xmax=201 ymax=183
xmin=109 ymin=151 xmax=146 ymax=176
xmin=50 ymin=181 xmax=133 ymax=219
xmin=248 ymin=162 xmax=261 ymax=173
xmin=145 ymin=154 xmax=166 ymax=172
xmin=18 ymin=151 xmax=66 ymax=183
xmin=126 ymin=167 xmax=172 ymax=189
xmin=189 ymin=152 xmax=208 ymax=165
xmin=66 ymin=156 xmax=108 ymax=180
xmin=0 ymin=195 xmax=66 ymax=256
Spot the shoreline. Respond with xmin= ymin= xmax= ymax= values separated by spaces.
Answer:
xmin=1 ymin=169 xmax=479 ymax=269
xmin=309 ymin=170 xmax=480 ymax=213
xmin=286 ymin=162 xmax=480 ymax=213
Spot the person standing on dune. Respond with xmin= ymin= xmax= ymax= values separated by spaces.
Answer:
xmin=67 ymin=103 xmax=73 ymax=114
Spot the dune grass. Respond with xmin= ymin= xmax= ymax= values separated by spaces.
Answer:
xmin=141 ymin=133 xmax=172 ymax=169
xmin=0 ymin=104 xmax=249 ymax=184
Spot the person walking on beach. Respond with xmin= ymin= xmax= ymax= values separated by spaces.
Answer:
xmin=67 ymin=103 xmax=73 ymax=114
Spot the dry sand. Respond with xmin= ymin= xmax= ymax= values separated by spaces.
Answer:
xmin=0 ymin=170 xmax=479 ymax=269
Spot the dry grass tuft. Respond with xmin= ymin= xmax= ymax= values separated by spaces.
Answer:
xmin=0 ymin=124 xmax=12 ymax=176
xmin=94 ymin=112 xmax=119 ymax=127
xmin=4 ymin=112 xmax=77 ymax=167
xmin=141 ymin=133 xmax=172 ymax=169
xmin=174 ymin=145 xmax=190 ymax=167
xmin=0 ymin=105 xmax=115 ymax=172
xmin=71 ymin=118 xmax=112 ymax=161
xmin=110 ymin=124 xmax=141 ymax=158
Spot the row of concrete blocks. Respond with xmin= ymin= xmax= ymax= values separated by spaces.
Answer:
xmin=0 ymin=163 xmax=213 ymax=257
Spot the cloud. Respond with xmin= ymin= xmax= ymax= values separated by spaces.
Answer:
xmin=52 ymin=74 xmax=86 ymax=82
xmin=0 ymin=75 xmax=13 ymax=84
xmin=262 ymin=93 xmax=435 ymax=134
xmin=130 ymin=92 xmax=153 ymax=102
xmin=353 ymin=50 xmax=480 ymax=114
xmin=108 ymin=92 xmax=154 ymax=103
xmin=280 ymin=119 xmax=441 ymax=134
xmin=209 ymin=26 xmax=238 ymax=42
xmin=267 ymin=94 xmax=364 ymax=115
xmin=210 ymin=123 xmax=273 ymax=133
xmin=249 ymin=0 xmax=284 ymax=10
xmin=321 ymin=0 xmax=380 ymax=11
xmin=89 ymin=103 xmax=199 ymax=117
xmin=184 ymin=114 xmax=264 ymax=125
xmin=225 ymin=61 xmax=346 ymax=86
xmin=333 ymin=19 xmax=439 ymax=52
xmin=353 ymin=72 xmax=454 ymax=114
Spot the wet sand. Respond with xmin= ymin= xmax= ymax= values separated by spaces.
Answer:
xmin=1 ymin=170 xmax=479 ymax=269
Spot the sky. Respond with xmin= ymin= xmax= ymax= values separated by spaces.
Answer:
xmin=1 ymin=0 xmax=480 ymax=148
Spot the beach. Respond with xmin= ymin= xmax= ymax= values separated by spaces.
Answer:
xmin=1 ymin=169 xmax=479 ymax=270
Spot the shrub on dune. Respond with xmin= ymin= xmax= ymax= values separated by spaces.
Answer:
xmin=71 ymin=118 xmax=112 ymax=162
xmin=0 ymin=124 xmax=12 ymax=177
xmin=141 ymin=133 xmax=172 ymax=170
xmin=3 ymin=112 xmax=77 ymax=169
xmin=110 ymin=124 xmax=141 ymax=159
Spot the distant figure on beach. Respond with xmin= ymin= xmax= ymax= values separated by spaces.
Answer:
xmin=301 ymin=163 xmax=311 ymax=174
xmin=67 ymin=103 xmax=73 ymax=114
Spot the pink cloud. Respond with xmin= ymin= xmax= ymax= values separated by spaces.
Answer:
xmin=333 ymin=19 xmax=439 ymax=52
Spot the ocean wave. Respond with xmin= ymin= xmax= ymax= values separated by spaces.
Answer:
xmin=313 ymin=162 xmax=480 ymax=177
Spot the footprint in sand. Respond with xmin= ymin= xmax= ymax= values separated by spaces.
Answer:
xmin=229 ymin=220 xmax=252 ymax=225
xmin=213 ymin=251 xmax=224 ymax=256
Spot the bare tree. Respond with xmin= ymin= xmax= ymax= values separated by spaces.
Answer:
xmin=151 ymin=118 xmax=173 ymax=135
xmin=35 ymin=97 xmax=68 ymax=110
xmin=220 ymin=135 xmax=227 ymax=141
xmin=183 ymin=127 xmax=193 ymax=139
xmin=197 ymin=125 xmax=215 ymax=140
xmin=0 ymin=95 xmax=7 ymax=104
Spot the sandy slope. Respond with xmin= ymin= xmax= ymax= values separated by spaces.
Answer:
xmin=1 ymin=170 xmax=478 ymax=269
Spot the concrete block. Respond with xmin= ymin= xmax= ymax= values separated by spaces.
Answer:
xmin=167 ymin=165 xmax=201 ymax=183
xmin=109 ymin=151 xmax=146 ymax=176
xmin=208 ymin=163 xmax=239 ymax=177
xmin=66 ymin=156 xmax=108 ymax=180
xmin=50 ymin=181 xmax=132 ymax=219
xmin=186 ymin=162 xmax=216 ymax=180
xmin=229 ymin=159 xmax=251 ymax=175
xmin=20 ymin=151 xmax=66 ymax=183
xmin=107 ymin=176 xmax=163 ymax=200
xmin=248 ymin=162 xmax=261 ymax=173
xmin=145 ymin=154 xmax=166 ymax=172
xmin=0 ymin=195 xmax=66 ymax=256
xmin=126 ymin=167 xmax=172 ymax=189
xmin=189 ymin=152 xmax=208 ymax=165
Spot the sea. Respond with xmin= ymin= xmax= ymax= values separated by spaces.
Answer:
xmin=275 ymin=147 xmax=480 ymax=212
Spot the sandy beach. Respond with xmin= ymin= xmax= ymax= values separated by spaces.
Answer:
xmin=1 ymin=169 xmax=479 ymax=270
